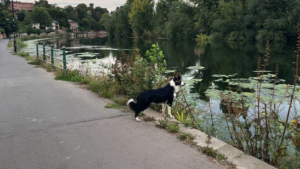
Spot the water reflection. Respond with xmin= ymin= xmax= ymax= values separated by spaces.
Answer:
xmin=25 ymin=37 xmax=297 ymax=100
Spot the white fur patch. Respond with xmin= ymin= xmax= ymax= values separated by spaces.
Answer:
xmin=170 ymin=79 xmax=176 ymax=88
xmin=174 ymin=86 xmax=180 ymax=93
xmin=135 ymin=117 xmax=141 ymax=122
xmin=127 ymin=99 xmax=134 ymax=105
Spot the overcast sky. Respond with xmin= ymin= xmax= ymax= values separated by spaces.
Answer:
xmin=16 ymin=0 xmax=159 ymax=12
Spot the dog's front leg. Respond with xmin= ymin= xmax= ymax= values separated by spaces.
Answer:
xmin=167 ymin=105 xmax=174 ymax=119
xmin=161 ymin=104 xmax=166 ymax=114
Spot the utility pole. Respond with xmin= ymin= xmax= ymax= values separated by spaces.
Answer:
xmin=12 ymin=0 xmax=17 ymax=53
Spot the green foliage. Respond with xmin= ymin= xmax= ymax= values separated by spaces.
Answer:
xmin=167 ymin=123 xmax=179 ymax=133
xmin=158 ymin=118 xmax=169 ymax=129
xmin=200 ymin=146 xmax=218 ymax=158
xmin=0 ymin=4 xmax=13 ymax=36
xmin=110 ymin=48 xmax=157 ymax=98
xmin=79 ymin=18 xmax=91 ymax=31
xmin=165 ymin=1 xmax=195 ymax=41
xmin=196 ymin=34 xmax=209 ymax=47
xmin=55 ymin=70 xmax=84 ymax=82
xmin=17 ymin=39 xmax=27 ymax=49
xmin=178 ymin=132 xmax=195 ymax=142
xmin=129 ymin=0 xmax=154 ymax=37
xmin=105 ymin=103 xmax=121 ymax=109
xmin=175 ymin=111 xmax=193 ymax=127
xmin=145 ymin=44 xmax=166 ymax=74
xmin=34 ymin=0 xmax=52 ymax=8
xmin=31 ymin=7 xmax=52 ymax=26
xmin=47 ymin=7 xmax=69 ymax=28
xmin=17 ymin=10 xmax=26 ymax=22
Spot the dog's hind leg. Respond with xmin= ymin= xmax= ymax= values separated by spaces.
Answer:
xmin=167 ymin=105 xmax=174 ymax=119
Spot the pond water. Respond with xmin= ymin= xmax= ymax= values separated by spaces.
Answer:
xmin=23 ymin=37 xmax=299 ymax=117
xmin=23 ymin=37 xmax=297 ymax=95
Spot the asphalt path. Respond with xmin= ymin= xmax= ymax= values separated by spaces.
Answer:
xmin=0 ymin=39 xmax=222 ymax=169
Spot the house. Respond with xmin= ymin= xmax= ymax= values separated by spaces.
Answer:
xmin=32 ymin=23 xmax=40 ymax=29
xmin=46 ymin=21 xmax=60 ymax=30
xmin=68 ymin=20 xmax=79 ymax=32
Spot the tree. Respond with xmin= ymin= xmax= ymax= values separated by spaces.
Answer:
xmin=47 ymin=7 xmax=70 ymax=28
xmin=100 ymin=13 xmax=115 ymax=35
xmin=129 ymin=0 xmax=154 ymax=36
xmin=113 ymin=4 xmax=132 ymax=37
xmin=17 ymin=10 xmax=26 ymax=22
xmin=23 ymin=10 xmax=32 ymax=25
xmin=92 ymin=7 xmax=108 ymax=21
xmin=79 ymin=18 xmax=91 ymax=31
xmin=31 ymin=7 xmax=52 ymax=27
xmin=34 ymin=0 xmax=51 ymax=8
xmin=165 ymin=1 xmax=195 ymax=41
xmin=155 ymin=0 xmax=176 ymax=37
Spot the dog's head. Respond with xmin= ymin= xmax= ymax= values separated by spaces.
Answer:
xmin=170 ymin=76 xmax=185 ymax=92
xmin=173 ymin=76 xmax=185 ymax=86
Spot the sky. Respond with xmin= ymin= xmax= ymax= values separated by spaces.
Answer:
xmin=16 ymin=0 xmax=159 ymax=12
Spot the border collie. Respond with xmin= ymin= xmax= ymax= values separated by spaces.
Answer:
xmin=127 ymin=76 xmax=185 ymax=122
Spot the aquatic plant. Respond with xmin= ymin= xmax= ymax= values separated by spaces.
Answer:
xmin=203 ymin=25 xmax=300 ymax=167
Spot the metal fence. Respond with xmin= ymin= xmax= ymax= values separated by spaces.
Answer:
xmin=36 ymin=43 xmax=67 ymax=75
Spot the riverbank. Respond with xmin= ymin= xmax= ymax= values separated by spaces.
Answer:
xmin=1 ymin=39 xmax=225 ymax=169
xmin=9 ymin=38 xmax=282 ymax=168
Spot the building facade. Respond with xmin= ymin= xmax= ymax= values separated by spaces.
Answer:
xmin=9 ymin=1 xmax=34 ymax=11
xmin=68 ymin=20 xmax=79 ymax=32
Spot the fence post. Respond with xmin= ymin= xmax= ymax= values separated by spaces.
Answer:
xmin=62 ymin=46 xmax=66 ymax=76
xmin=43 ymin=43 xmax=46 ymax=62
xmin=51 ymin=44 xmax=54 ymax=67
xmin=36 ymin=43 xmax=39 ymax=60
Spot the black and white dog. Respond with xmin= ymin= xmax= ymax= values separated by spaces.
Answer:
xmin=127 ymin=76 xmax=185 ymax=122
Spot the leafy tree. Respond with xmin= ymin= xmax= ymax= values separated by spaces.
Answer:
xmin=165 ymin=1 xmax=195 ymax=41
xmin=23 ymin=10 xmax=33 ymax=25
xmin=129 ymin=0 xmax=154 ymax=36
xmin=47 ymin=7 xmax=70 ymax=28
xmin=76 ymin=7 xmax=87 ymax=20
xmin=31 ymin=7 xmax=52 ymax=27
xmin=79 ymin=18 xmax=91 ymax=31
xmin=114 ymin=4 xmax=132 ymax=37
xmin=34 ymin=0 xmax=51 ymax=8
xmin=64 ymin=5 xmax=74 ymax=14
xmin=17 ymin=10 xmax=26 ymax=21
xmin=100 ymin=13 xmax=116 ymax=36
xmin=155 ymin=0 xmax=176 ymax=38
xmin=90 ymin=19 xmax=103 ymax=31
xmin=92 ymin=7 xmax=108 ymax=21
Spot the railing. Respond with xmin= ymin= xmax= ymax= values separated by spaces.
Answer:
xmin=36 ymin=43 xmax=67 ymax=75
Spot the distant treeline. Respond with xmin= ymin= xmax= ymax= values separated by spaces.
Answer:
xmin=101 ymin=0 xmax=300 ymax=44
xmin=0 ymin=0 xmax=108 ymax=35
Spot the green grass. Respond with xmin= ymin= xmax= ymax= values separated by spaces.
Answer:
xmin=167 ymin=123 xmax=179 ymax=133
xmin=105 ymin=103 xmax=121 ymax=109
xmin=178 ymin=132 xmax=195 ymax=142
xmin=143 ymin=116 xmax=155 ymax=122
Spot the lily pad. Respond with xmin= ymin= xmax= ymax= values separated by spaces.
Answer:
xmin=187 ymin=66 xmax=205 ymax=70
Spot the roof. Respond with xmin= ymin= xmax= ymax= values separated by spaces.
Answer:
xmin=68 ymin=20 xmax=77 ymax=23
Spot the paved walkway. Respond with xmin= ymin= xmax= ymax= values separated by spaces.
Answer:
xmin=0 ymin=39 xmax=222 ymax=169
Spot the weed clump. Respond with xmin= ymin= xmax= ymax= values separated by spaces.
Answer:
xmin=167 ymin=123 xmax=179 ymax=133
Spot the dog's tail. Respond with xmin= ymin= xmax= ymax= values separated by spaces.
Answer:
xmin=127 ymin=99 xmax=136 ymax=110
xmin=127 ymin=99 xmax=139 ymax=115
